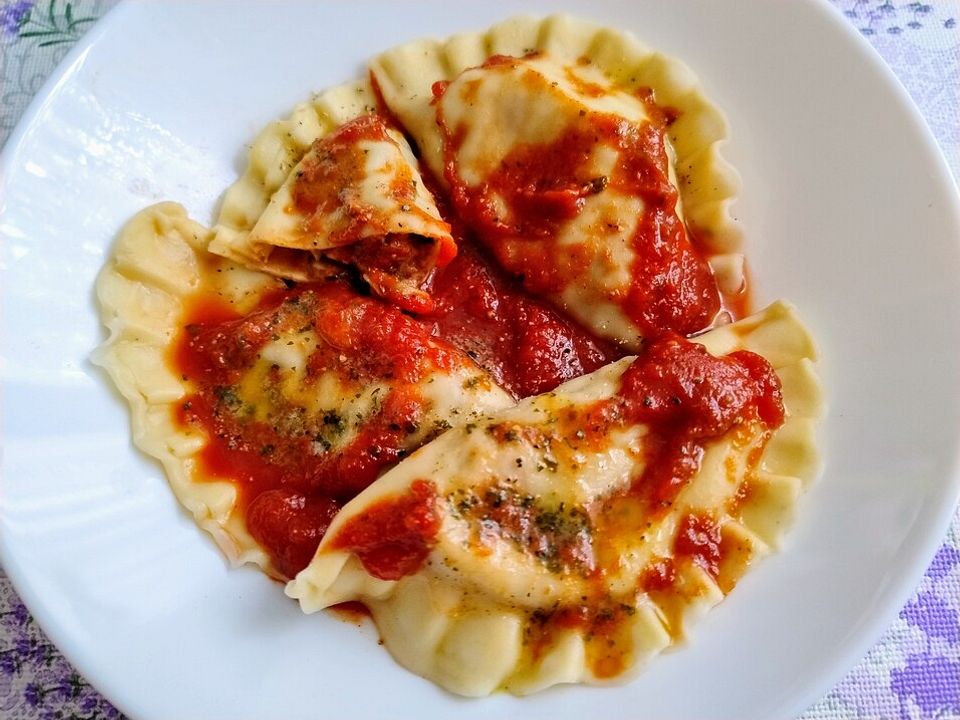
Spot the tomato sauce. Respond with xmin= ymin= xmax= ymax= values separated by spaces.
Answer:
xmin=329 ymin=601 xmax=373 ymax=625
xmin=640 ymin=557 xmax=678 ymax=592
xmin=171 ymin=242 xmax=624 ymax=577
xmin=170 ymin=81 xmax=765 ymax=586
xmin=549 ymin=333 xmax=782 ymax=515
xmin=673 ymin=513 xmax=724 ymax=578
xmin=616 ymin=335 xmax=783 ymax=507
xmin=517 ymin=335 xmax=782 ymax=667
xmin=246 ymin=489 xmax=340 ymax=580
xmin=435 ymin=55 xmax=722 ymax=338
xmin=524 ymin=601 xmax=637 ymax=679
xmin=172 ymin=283 xmax=460 ymax=578
xmin=424 ymin=233 xmax=621 ymax=398
xmin=329 ymin=479 xmax=441 ymax=580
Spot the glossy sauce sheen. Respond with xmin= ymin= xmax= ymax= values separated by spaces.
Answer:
xmin=172 ymin=283 xmax=461 ymax=578
xmin=616 ymin=335 xmax=783 ymax=505
xmin=436 ymin=56 xmax=722 ymax=338
xmin=171 ymin=82 xmax=753 ymax=588
xmin=521 ymin=335 xmax=784 ymax=672
xmin=170 ymin=240 xmax=619 ymax=577
xmin=425 ymin=233 xmax=620 ymax=398
xmin=330 ymin=479 xmax=441 ymax=580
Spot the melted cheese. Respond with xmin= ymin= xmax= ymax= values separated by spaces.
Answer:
xmin=287 ymin=301 xmax=822 ymax=695
xmin=443 ymin=57 xmax=649 ymax=186
xmin=435 ymin=54 xmax=720 ymax=347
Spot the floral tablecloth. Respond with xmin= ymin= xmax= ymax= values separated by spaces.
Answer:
xmin=1 ymin=1 xmax=958 ymax=718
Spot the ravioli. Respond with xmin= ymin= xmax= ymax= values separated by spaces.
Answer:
xmin=435 ymin=53 xmax=719 ymax=346
xmin=371 ymin=15 xmax=744 ymax=334
xmin=287 ymin=302 xmax=822 ymax=695
xmin=212 ymin=16 xmax=744 ymax=332
xmin=209 ymin=114 xmax=455 ymax=314
xmin=95 ymin=12 xmax=825 ymax=701
xmin=95 ymin=203 xmax=512 ymax=578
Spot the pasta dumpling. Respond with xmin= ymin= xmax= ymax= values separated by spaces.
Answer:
xmin=435 ymin=53 xmax=720 ymax=346
xmin=370 ymin=14 xmax=746 ymax=340
xmin=287 ymin=301 xmax=822 ymax=695
xmin=95 ymin=203 xmax=512 ymax=579
xmin=210 ymin=114 xmax=455 ymax=314
xmin=94 ymin=12 xmax=825 ymax=700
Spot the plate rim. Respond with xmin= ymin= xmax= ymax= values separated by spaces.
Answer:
xmin=1 ymin=1 xmax=959 ymax=718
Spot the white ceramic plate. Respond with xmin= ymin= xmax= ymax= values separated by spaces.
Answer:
xmin=2 ymin=1 xmax=959 ymax=718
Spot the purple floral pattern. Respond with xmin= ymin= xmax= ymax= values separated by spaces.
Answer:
xmin=804 ymin=522 xmax=960 ymax=719
xmin=838 ymin=0 xmax=957 ymax=36
xmin=0 ymin=0 xmax=32 ymax=37
xmin=0 ymin=0 xmax=959 ymax=718
xmin=891 ymin=655 xmax=960 ymax=720
xmin=4 ymin=0 xmax=98 ymax=46
xmin=0 ymin=586 xmax=122 ymax=719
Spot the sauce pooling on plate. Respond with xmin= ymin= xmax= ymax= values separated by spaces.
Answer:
xmin=168 ymin=95 xmax=743 ymax=578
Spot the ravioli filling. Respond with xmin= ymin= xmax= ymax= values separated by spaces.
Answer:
xmin=233 ymin=114 xmax=457 ymax=314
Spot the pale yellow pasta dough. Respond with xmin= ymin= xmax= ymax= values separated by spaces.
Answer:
xmin=94 ymin=203 xmax=513 ymax=578
xmin=369 ymin=14 xmax=743 ymax=254
xmin=432 ymin=52 xmax=719 ymax=347
xmin=287 ymin=302 xmax=822 ymax=696
xmin=212 ymin=114 xmax=455 ymax=313
xmin=212 ymin=15 xmax=743 ymax=311
xmin=94 ymin=13 xmax=825 ymax=701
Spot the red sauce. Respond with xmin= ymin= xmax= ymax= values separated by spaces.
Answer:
xmin=641 ymin=557 xmax=677 ymax=592
xmin=247 ymin=489 xmax=340 ymax=579
xmin=617 ymin=335 xmax=784 ymax=507
xmin=424 ymin=233 xmax=621 ymax=398
xmin=290 ymin=114 xmax=456 ymax=314
xmin=170 ymin=256 xmax=623 ymax=577
xmin=329 ymin=479 xmax=441 ymax=580
xmin=498 ymin=334 xmax=781 ymax=673
xmin=329 ymin=601 xmax=373 ymax=625
xmin=524 ymin=602 xmax=636 ymax=678
xmin=169 ymin=77 xmax=767 ymax=591
xmin=324 ymin=234 xmax=441 ymax=315
xmin=562 ymin=334 xmax=783 ymax=517
xmin=172 ymin=283 xmax=461 ymax=577
xmin=435 ymin=55 xmax=721 ymax=338
xmin=171 ymin=271 xmax=773 ymax=584
xmin=673 ymin=513 xmax=723 ymax=579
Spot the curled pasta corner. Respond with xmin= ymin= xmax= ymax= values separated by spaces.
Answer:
xmin=209 ymin=80 xmax=376 ymax=265
xmin=211 ymin=15 xmax=744 ymax=296
xmin=93 ymin=202 xmax=274 ymax=575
